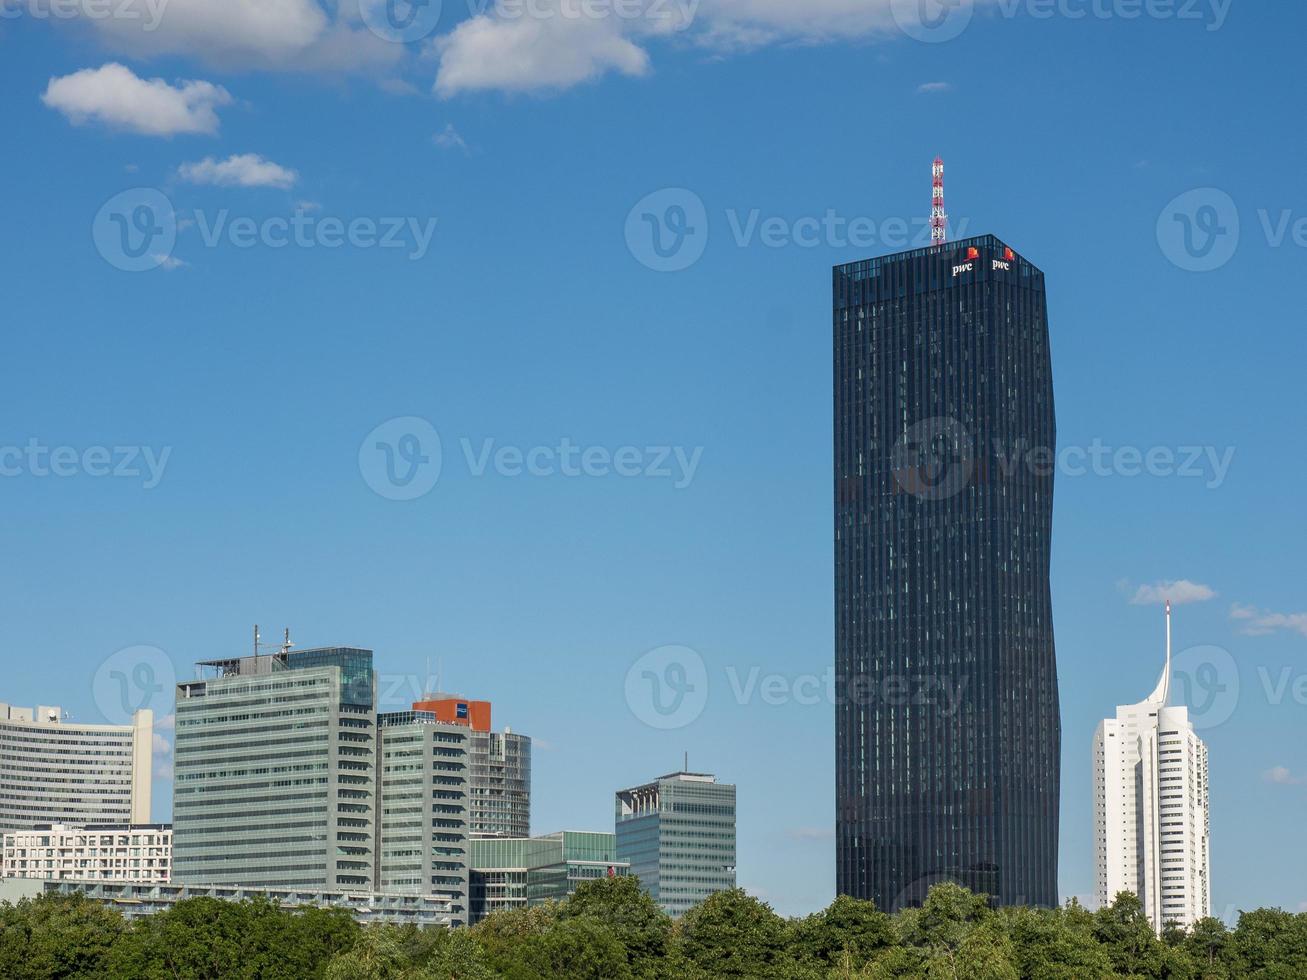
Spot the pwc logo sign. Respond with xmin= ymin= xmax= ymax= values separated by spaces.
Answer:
xmin=992 ymin=246 xmax=1017 ymax=272
xmin=952 ymin=245 xmax=1018 ymax=278
xmin=951 ymin=246 xmax=981 ymax=278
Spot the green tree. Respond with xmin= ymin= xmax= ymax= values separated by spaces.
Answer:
xmin=555 ymin=875 xmax=671 ymax=976
xmin=493 ymin=916 xmax=632 ymax=980
xmin=676 ymin=888 xmax=791 ymax=977
xmin=0 ymin=893 xmax=125 ymax=980
xmin=1228 ymin=907 xmax=1307 ymax=978
xmin=790 ymin=895 xmax=894 ymax=970
xmin=1004 ymin=904 xmax=1114 ymax=980
xmin=1092 ymin=891 xmax=1167 ymax=978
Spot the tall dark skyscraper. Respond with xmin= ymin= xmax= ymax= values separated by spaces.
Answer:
xmin=833 ymin=233 xmax=1060 ymax=910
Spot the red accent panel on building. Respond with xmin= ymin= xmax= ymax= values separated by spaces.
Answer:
xmin=412 ymin=696 xmax=492 ymax=732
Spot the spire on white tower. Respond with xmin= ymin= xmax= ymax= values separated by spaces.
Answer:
xmin=1147 ymin=600 xmax=1173 ymax=706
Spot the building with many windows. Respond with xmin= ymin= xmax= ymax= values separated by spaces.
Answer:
xmin=0 ymin=877 xmax=461 ymax=927
xmin=469 ymin=831 xmax=628 ymax=923
xmin=834 ymin=233 xmax=1061 ymax=909
xmin=0 ymin=703 xmax=152 ymax=833
xmin=412 ymin=695 xmax=531 ymax=839
xmin=376 ymin=710 xmax=471 ymax=923
xmin=2 ymin=823 xmax=171 ymax=883
xmin=173 ymin=647 xmax=378 ymax=890
xmin=1094 ymin=603 xmax=1211 ymax=933
xmin=615 ymin=772 xmax=735 ymax=918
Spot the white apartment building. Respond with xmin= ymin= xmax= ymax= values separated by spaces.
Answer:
xmin=1093 ymin=603 xmax=1211 ymax=933
xmin=3 ymin=824 xmax=171 ymax=883
xmin=0 ymin=703 xmax=153 ymax=832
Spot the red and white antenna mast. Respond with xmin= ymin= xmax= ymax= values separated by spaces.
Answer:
xmin=931 ymin=156 xmax=947 ymax=245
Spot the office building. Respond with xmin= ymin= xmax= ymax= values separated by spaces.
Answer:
xmin=2 ymin=823 xmax=170 ymax=884
xmin=376 ymin=710 xmax=471 ymax=923
xmin=412 ymin=695 xmax=531 ymax=839
xmin=1094 ymin=603 xmax=1211 ymax=933
xmin=469 ymin=831 xmax=628 ymax=923
xmin=0 ymin=877 xmax=461 ymax=927
xmin=615 ymin=772 xmax=735 ymax=918
xmin=834 ymin=232 xmax=1061 ymax=909
xmin=0 ymin=702 xmax=152 ymax=832
xmin=173 ymin=646 xmax=378 ymax=890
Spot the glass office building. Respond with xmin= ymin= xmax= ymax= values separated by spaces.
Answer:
xmin=376 ymin=711 xmax=471 ymax=924
xmin=468 ymin=830 xmax=627 ymax=923
xmin=173 ymin=648 xmax=378 ymax=890
xmin=833 ymin=235 xmax=1060 ymax=909
xmin=614 ymin=772 xmax=736 ymax=918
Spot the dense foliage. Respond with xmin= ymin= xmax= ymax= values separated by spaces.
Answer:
xmin=0 ymin=878 xmax=1304 ymax=979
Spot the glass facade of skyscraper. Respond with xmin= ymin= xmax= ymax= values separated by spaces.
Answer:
xmin=833 ymin=235 xmax=1060 ymax=910
xmin=614 ymin=772 xmax=736 ymax=918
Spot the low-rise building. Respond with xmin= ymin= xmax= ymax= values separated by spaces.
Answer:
xmin=469 ymin=831 xmax=628 ymax=923
xmin=0 ymin=878 xmax=459 ymax=927
xmin=2 ymin=823 xmax=170 ymax=883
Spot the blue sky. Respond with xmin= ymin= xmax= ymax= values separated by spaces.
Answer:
xmin=1 ymin=0 xmax=1304 ymax=919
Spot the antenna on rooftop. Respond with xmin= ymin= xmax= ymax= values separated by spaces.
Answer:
xmin=253 ymin=624 xmax=260 ymax=657
xmin=280 ymin=628 xmax=294 ymax=655
xmin=931 ymin=156 xmax=948 ymax=245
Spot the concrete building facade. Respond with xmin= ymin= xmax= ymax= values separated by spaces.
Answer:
xmin=2 ymin=823 xmax=170 ymax=884
xmin=173 ymin=647 xmax=378 ymax=890
xmin=1094 ymin=604 xmax=1211 ymax=933
xmin=0 ymin=703 xmax=152 ymax=832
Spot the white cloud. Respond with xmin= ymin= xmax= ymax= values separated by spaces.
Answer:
xmin=69 ymin=0 xmax=400 ymax=73
xmin=694 ymin=0 xmax=904 ymax=49
xmin=1264 ymin=766 xmax=1306 ymax=786
xmin=1230 ymin=604 xmax=1307 ymax=638
xmin=151 ymin=733 xmax=172 ymax=755
xmin=156 ymin=254 xmax=187 ymax=270
xmin=42 ymin=63 xmax=231 ymax=136
xmin=433 ymin=123 xmax=469 ymax=152
xmin=155 ymin=712 xmax=175 ymax=731
xmin=434 ymin=10 xmax=650 ymax=97
xmin=178 ymin=153 xmax=298 ymax=188
xmin=1129 ymin=580 xmax=1218 ymax=606
xmin=917 ymin=81 xmax=951 ymax=94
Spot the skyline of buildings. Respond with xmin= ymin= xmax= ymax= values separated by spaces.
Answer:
xmin=834 ymin=234 xmax=1061 ymax=910
xmin=1094 ymin=603 xmax=1212 ymax=933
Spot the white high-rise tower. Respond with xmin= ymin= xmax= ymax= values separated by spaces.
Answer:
xmin=1093 ymin=602 xmax=1211 ymax=933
